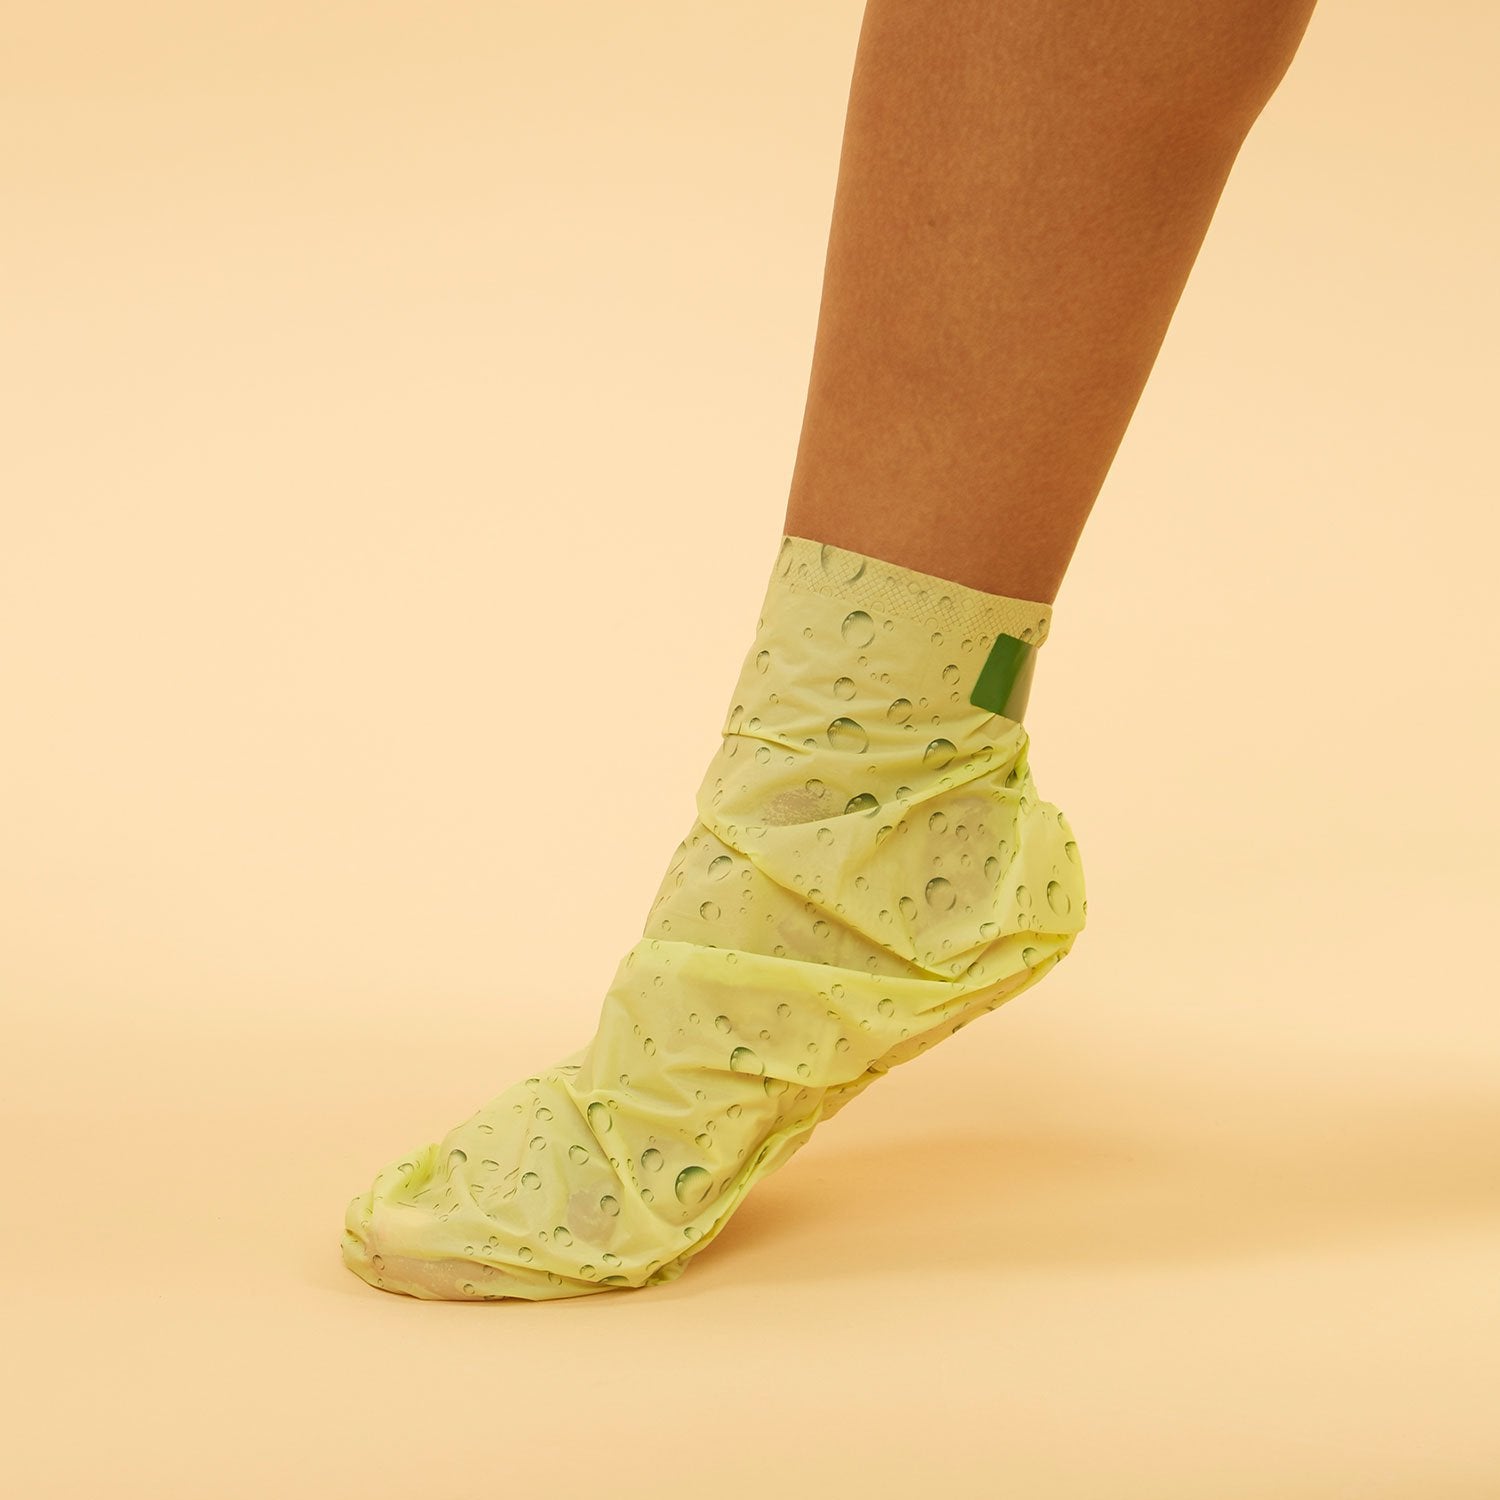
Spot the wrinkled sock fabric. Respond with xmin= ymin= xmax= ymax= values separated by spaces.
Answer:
xmin=342 ymin=533 xmax=1087 ymax=1300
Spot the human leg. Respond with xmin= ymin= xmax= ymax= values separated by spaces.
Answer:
xmin=342 ymin=0 xmax=1318 ymax=1301
xmin=787 ymin=0 xmax=1319 ymax=604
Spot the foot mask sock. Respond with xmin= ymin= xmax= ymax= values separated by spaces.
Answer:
xmin=342 ymin=533 xmax=1088 ymax=1300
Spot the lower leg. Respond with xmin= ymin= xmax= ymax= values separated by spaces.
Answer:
xmin=785 ymin=0 xmax=1320 ymax=604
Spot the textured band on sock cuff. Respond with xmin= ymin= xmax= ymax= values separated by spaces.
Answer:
xmin=772 ymin=534 xmax=1052 ymax=723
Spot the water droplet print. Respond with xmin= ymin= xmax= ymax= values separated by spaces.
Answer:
xmin=821 ymin=545 xmax=867 ymax=583
xmin=827 ymin=717 xmax=869 ymax=753
xmin=699 ymin=901 xmax=720 ymax=920
xmin=845 ymin=792 xmax=880 ymax=814
xmin=834 ymin=676 xmax=857 ymax=700
xmin=708 ymin=855 xmax=733 ymax=880
xmin=586 ymin=1101 xmax=612 ymax=1134
xmin=925 ymin=876 xmax=956 ymax=910
xmin=919 ymin=739 xmax=961 ymax=778
xmin=730 ymin=1047 xmax=764 ymax=1075
xmin=1046 ymin=880 xmax=1071 ymax=916
xmin=755 ymin=650 xmax=771 ymax=673
xmin=887 ymin=698 xmax=914 ymax=723
xmin=841 ymin=610 xmax=877 ymax=648
xmin=675 ymin=1166 xmax=712 ymax=1206
xmin=641 ymin=1149 xmax=664 ymax=1172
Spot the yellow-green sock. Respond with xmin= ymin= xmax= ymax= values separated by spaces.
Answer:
xmin=342 ymin=533 xmax=1086 ymax=1301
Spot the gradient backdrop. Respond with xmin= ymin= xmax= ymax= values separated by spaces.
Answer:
xmin=3 ymin=2 xmax=1497 ymax=1495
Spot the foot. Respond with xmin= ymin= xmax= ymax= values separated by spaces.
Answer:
xmin=341 ymin=534 xmax=1086 ymax=1300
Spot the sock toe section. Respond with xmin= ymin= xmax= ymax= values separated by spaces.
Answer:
xmin=342 ymin=1125 xmax=621 ymax=1302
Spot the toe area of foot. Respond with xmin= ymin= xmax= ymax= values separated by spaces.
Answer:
xmin=340 ymin=1151 xmax=625 ymax=1303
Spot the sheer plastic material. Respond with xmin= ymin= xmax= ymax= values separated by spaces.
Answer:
xmin=342 ymin=535 xmax=1087 ymax=1300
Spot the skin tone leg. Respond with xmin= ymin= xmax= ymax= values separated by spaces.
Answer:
xmin=783 ymin=0 xmax=1320 ymax=606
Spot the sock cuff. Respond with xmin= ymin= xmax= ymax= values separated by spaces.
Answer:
xmin=770 ymin=534 xmax=1054 ymax=650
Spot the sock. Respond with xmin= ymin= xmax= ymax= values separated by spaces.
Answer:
xmin=342 ymin=533 xmax=1087 ymax=1300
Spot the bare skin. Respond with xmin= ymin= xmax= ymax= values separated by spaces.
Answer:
xmin=783 ymin=0 xmax=1320 ymax=605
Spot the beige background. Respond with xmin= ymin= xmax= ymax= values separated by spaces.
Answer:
xmin=3 ymin=1 xmax=1497 ymax=1495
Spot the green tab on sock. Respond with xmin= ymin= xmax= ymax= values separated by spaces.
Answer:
xmin=969 ymin=632 xmax=1036 ymax=722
